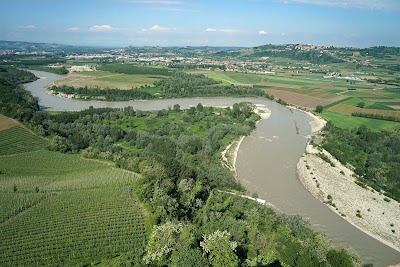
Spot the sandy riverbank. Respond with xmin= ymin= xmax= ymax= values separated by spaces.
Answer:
xmin=297 ymin=116 xmax=400 ymax=253
xmin=221 ymin=104 xmax=271 ymax=175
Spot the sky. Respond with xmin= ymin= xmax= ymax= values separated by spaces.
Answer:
xmin=0 ymin=0 xmax=399 ymax=48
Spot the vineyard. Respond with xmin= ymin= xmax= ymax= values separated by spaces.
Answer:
xmin=0 ymin=128 xmax=146 ymax=266
xmin=0 ymin=126 xmax=47 ymax=156
xmin=0 ymin=187 xmax=146 ymax=266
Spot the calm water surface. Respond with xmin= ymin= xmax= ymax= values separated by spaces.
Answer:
xmin=25 ymin=71 xmax=400 ymax=266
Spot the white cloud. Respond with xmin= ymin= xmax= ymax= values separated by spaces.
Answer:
xmin=206 ymin=28 xmax=217 ymax=32
xmin=259 ymin=30 xmax=268 ymax=35
xmin=142 ymin=25 xmax=176 ymax=32
xmin=282 ymin=0 xmax=400 ymax=10
xmin=17 ymin=25 xmax=37 ymax=29
xmin=281 ymin=33 xmax=288 ymax=36
xmin=66 ymin=27 xmax=80 ymax=32
xmin=89 ymin=25 xmax=119 ymax=32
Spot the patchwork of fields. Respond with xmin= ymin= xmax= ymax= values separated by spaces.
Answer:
xmin=44 ymin=61 xmax=400 ymax=132
xmin=0 ymin=124 xmax=146 ymax=266
xmin=195 ymin=70 xmax=400 ymax=130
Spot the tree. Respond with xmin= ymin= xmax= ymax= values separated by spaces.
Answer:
xmin=187 ymin=107 xmax=196 ymax=116
xmin=170 ymin=226 xmax=209 ymax=267
xmin=200 ymin=230 xmax=239 ymax=267
xmin=173 ymin=104 xmax=181 ymax=112
xmin=143 ymin=222 xmax=184 ymax=265
xmin=315 ymin=105 xmax=324 ymax=113
xmin=196 ymin=103 xmax=204 ymax=113
xmin=356 ymin=102 xmax=365 ymax=108
xmin=326 ymin=248 xmax=354 ymax=267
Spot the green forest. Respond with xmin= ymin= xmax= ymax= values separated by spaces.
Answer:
xmin=0 ymin=67 xmax=367 ymax=266
xmin=322 ymin=122 xmax=400 ymax=202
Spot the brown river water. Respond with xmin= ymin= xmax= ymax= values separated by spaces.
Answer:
xmin=25 ymin=70 xmax=400 ymax=266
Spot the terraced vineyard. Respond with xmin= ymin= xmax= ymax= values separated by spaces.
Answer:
xmin=0 ymin=126 xmax=47 ymax=156
xmin=0 ymin=187 xmax=145 ymax=266
xmin=0 ymin=122 xmax=146 ymax=266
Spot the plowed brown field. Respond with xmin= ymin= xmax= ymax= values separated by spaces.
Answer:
xmin=266 ymin=89 xmax=335 ymax=109
xmin=0 ymin=115 xmax=19 ymax=131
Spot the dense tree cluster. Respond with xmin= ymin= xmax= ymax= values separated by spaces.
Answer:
xmin=0 ymin=66 xmax=39 ymax=122
xmin=155 ymin=72 xmax=268 ymax=98
xmin=322 ymin=122 xmax=400 ymax=202
xmin=139 ymin=191 xmax=363 ymax=267
xmin=0 ymin=65 xmax=38 ymax=84
xmin=32 ymin=66 xmax=69 ymax=75
xmin=352 ymin=112 xmax=400 ymax=123
xmin=50 ymin=85 xmax=156 ymax=101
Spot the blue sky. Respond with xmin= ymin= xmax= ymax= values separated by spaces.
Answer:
xmin=0 ymin=0 xmax=399 ymax=47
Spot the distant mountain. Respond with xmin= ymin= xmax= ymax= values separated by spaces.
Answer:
xmin=0 ymin=40 xmax=74 ymax=52
xmin=0 ymin=40 xmax=115 ymax=53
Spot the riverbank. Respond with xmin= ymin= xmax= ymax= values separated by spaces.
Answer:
xmin=297 ymin=121 xmax=400 ymax=253
xmin=221 ymin=104 xmax=271 ymax=176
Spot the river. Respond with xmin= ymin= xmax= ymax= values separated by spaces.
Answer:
xmin=25 ymin=70 xmax=400 ymax=266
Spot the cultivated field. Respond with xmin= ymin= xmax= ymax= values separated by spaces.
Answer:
xmin=53 ymin=70 xmax=167 ymax=89
xmin=0 ymin=124 xmax=146 ymax=266
xmin=0 ymin=115 xmax=19 ymax=131
xmin=266 ymin=89 xmax=335 ymax=108
xmin=193 ymin=69 xmax=400 ymax=129
xmin=0 ymin=126 xmax=47 ymax=155
xmin=328 ymin=103 xmax=400 ymax=118
xmin=320 ymin=110 xmax=400 ymax=131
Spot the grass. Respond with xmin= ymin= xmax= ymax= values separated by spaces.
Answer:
xmin=263 ymin=76 xmax=320 ymax=86
xmin=320 ymin=110 xmax=400 ymax=131
xmin=55 ymin=70 xmax=168 ymax=89
xmin=342 ymin=97 xmax=375 ymax=107
xmin=225 ymin=72 xmax=262 ymax=83
xmin=204 ymin=72 xmax=239 ymax=85
xmin=0 ymin=125 xmax=146 ymax=266
xmin=328 ymin=103 xmax=400 ymax=118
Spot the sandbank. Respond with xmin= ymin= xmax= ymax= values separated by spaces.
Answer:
xmin=297 ymin=115 xmax=400 ymax=253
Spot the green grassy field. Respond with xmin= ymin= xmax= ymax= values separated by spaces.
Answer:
xmin=225 ymin=72 xmax=262 ymax=83
xmin=55 ymin=70 xmax=169 ymax=89
xmin=320 ymin=110 xmax=400 ymax=131
xmin=0 ymin=126 xmax=146 ymax=266
xmin=203 ymin=72 xmax=239 ymax=85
